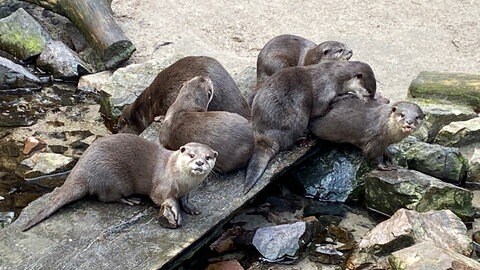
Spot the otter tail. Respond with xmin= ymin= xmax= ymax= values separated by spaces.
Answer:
xmin=22 ymin=180 xmax=88 ymax=231
xmin=243 ymin=136 xmax=279 ymax=194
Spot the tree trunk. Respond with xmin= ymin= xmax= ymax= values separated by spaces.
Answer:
xmin=409 ymin=71 xmax=480 ymax=112
xmin=22 ymin=0 xmax=135 ymax=69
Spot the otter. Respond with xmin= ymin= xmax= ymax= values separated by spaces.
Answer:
xmin=247 ymin=36 xmax=353 ymax=105
xmin=309 ymin=96 xmax=424 ymax=169
xmin=21 ymin=134 xmax=217 ymax=231
xmin=114 ymin=56 xmax=250 ymax=134
xmin=257 ymin=34 xmax=353 ymax=83
xmin=159 ymin=76 xmax=254 ymax=173
xmin=243 ymin=61 xmax=376 ymax=193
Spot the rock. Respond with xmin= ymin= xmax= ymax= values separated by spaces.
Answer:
xmin=99 ymin=56 xmax=180 ymax=121
xmin=389 ymin=241 xmax=480 ymax=270
xmin=36 ymin=41 xmax=92 ymax=79
xmin=233 ymin=66 xmax=256 ymax=98
xmin=0 ymin=211 xmax=14 ymax=228
xmin=364 ymin=168 xmax=474 ymax=220
xmin=19 ymin=152 xmax=74 ymax=178
xmin=348 ymin=209 xmax=473 ymax=269
xmin=252 ymin=221 xmax=307 ymax=262
xmin=411 ymin=99 xmax=477 ymax=142
xmin=388 ymin=136 xmax=468 ymax=184
xmin=78 ymin=48 xmax=107 ymax=73
xmin=210 ymin=227 xmax=253 ymax=254
xmin=0 ymin=8 xmax=50 ymax=60
xmin=434 ymin=117 xmax=480 ymax=147
xmin=0 ymin=104 xmax=109 ymax=176
xmin=468 ymin=148 xmax=480 ymax=182
xmin=22 ymin=136 xmax=46 ymax=154
xmin=206 ymin=260 xmax=244 ymax=270
xmin=292 ymin=143 xmax=371 ymax=202
xmin=230 ymin=213 xmax=275 ymax=231
xmin=409 ymin=71 xmax=480 ymax=111
xmin=0 ymin=56 xmax=42 ymax=90
xmin=77 ymin=71 xmax=113 ymax=93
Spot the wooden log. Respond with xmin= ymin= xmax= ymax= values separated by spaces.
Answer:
xmin=22 ymin=0 xmax=135 ymax=69
xmin=408 ymin=71 xmax=480 ymax=111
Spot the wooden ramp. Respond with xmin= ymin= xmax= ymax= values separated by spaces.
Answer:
xmin=0 ymin=122 xmax=317 ymax=270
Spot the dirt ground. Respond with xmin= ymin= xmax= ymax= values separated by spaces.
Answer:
xmin=112 ymin=0 xmax=479 ymax=102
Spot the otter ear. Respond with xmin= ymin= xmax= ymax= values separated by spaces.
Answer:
xmin=356 ymin=73 xmax=363 ymax=79
xmin=180 ymin=146 xmax=186 ymax=153
xmin=213 ymin=151 xmax=218 ymax=158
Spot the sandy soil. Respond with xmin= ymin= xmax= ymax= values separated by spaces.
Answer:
xmin=112 ymin=0 xmax=480 ymax=101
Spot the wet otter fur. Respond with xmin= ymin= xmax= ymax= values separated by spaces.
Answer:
xmin=309 ymin=96 xmax=424 ymax=169
xmin=115 ymin=56 xmax=250 ymax=134
xmin=159 ymin=76 xmax=254 ymax=173
xmin=21 ymin=134 xmax=217 ymax=231
xmin=244 ymin=61 xmax=376 ymax=193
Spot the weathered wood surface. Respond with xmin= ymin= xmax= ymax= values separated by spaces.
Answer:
xmin=0 ymin=122 xmax=318 ymax=270
xmin=408 ymin=71 xmax=480 ymax=111
xmin=22 ymin=0 xmax=135 ymax=68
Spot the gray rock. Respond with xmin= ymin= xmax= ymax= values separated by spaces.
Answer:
xmin=19 ymin=152 xmax=74 ymax=178
xmin=468 ymin=148 xmax=480 ymax=182
xmin=0 ymin=211 xmax=14 ymax=228
xmin=389 ymin=241 xmax=480 ymax=269
xmin=36 ymin=41 xmax=92 ymax=79
xmin=364 ymin=168 xmax=474 ymax=220
xmin=412 ymin=99 xmax=477 ymax=142
xmin=434 ymin=117 xmax=480 ymax=147
xmin=0 ymin=56 xmax=42 ymax=90
xmin=348 ymin=209 xmax=473 ymax=269
xmin=233 ymin=66 xmax=256 ymax=98
xmin=77 ymin=71 xmax=113 ymax=93
xmin=0 ymin=8 xmax=50 ymax=60
xmin=252 ymin=222 xmax=306 ymax=262
xmin=0 ymin=104 xmax=109 ymax=175
xmin=292 ymin=143 xmax=371 ymax=202
xmin=99 ymin=56 xmax=181 ymax=120
xmin=388 ymin=136 xmax=468 ymax=184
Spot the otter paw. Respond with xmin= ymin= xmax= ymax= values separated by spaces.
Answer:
xmin=158 ymin=199 xmax=182 ymax=229
xmin=180 ymin=196 xmax=201 ymax=215
xmin=119 ymin=197 xmax=142 ymax=206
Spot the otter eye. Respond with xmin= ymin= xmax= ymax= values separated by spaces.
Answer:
xmin=323 ymin=49 xmax=330 ymax=55
xmin=189 ymin=153 xmax=195 ymax=158
xmin=400 ymin=113 xmax=405 ymax=118
xmin=356 ymin=74 xmax=363 ymax=79
xmin=205 ymin=155 xmax=210 ymax=161
xmin=338 ymin=49 xmax=344 ymax=53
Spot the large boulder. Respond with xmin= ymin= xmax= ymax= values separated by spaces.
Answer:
xmin=388 ymin=136 xmax=468 ymax=184
xmin=0 ymin=56 xmax=42 ymax=90
xmin=364 ymin=168 xmax=474 ymax=220
xmin=0 ymin=8 xmax=50 ymax=60
xmin=408 ymin=71 xmax=480 ymax=111
xmin=434 ymin=117 xmax=480 ymax=147
xmin=292 ymin=143 xmax=371 ymax=202
xmin=410 ymin=99 xmax=477 ymax=142
xmin=348 ymin=209 xmax=473 ymax=269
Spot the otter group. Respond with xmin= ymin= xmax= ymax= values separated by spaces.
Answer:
xmin=20 ymin=34 xmax=423 ymax=231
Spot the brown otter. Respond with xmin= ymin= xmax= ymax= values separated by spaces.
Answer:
xmin=159 ymin=76 xmax=254 ymax=173
xmin=257 ymin=35 xmax=353 ymax=83
xmin=244 ymin=61 xmax=376 ymax=193
xmin=309 ymin=96 xmax=424 ymax=169
xmin=114 ymin=56 xmax=250 ymax=134
xmin=21 ymin=134 xmax=217 ymax=231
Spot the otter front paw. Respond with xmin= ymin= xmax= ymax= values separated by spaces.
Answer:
xmin=158 ymin=198 xmax=182 ymax=229
xmin=180 ymin=196 xmax=201 ymax=215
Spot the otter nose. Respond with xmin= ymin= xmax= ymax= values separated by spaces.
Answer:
xmin=196 ymin=160 xmax=204 ymax=166
xmin=405 ymin=119 xmax=414 ymax=125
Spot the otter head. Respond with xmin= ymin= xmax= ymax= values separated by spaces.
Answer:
xmin=341 ymin=61 xmax=377 ymax=101
xmin=390 ymin=102 xmax=424 ymax=135
xmin=113 ymin=104 xmax=141 ymax=134
xmin=175 ymin=76 xmax=214 ymax=111
xmin=177 ymin=142 xmax=218 ymax=176
xmin=307 ymin=41 xmax=353 ymax=65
